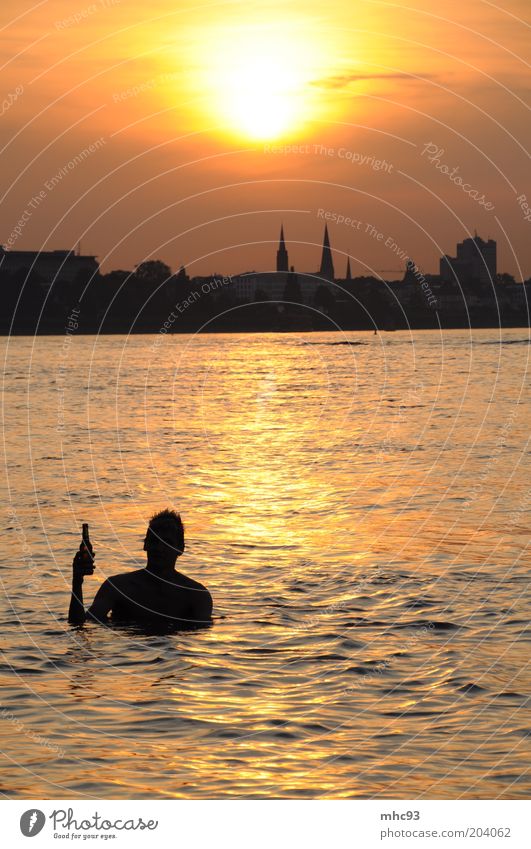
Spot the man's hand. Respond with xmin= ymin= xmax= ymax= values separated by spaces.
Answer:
xmin=72 ymin=547 xmax=96 ymax=581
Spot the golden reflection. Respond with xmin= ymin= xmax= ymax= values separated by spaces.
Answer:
xmin=3 ymin=333 xmax=529 ymax=799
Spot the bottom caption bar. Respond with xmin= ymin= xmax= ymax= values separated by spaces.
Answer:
xmin=4 ymin=799 xmax=529 ymax=848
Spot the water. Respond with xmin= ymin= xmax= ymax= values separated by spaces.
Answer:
xmin=1 ymin=329 xmax=529 ymax=799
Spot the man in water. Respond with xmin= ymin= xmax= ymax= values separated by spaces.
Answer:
xmin=68 ymin=509 xmax=212 ymax=627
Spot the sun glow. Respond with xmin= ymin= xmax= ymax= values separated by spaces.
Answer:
xmin=223 ymin=53 xmax=304 ymax=140
xmin=197 ymin=22 xmax=329 ymax=141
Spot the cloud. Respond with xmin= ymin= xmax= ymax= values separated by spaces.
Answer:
xmin=312 ymin=72 xmax=439 ymax=89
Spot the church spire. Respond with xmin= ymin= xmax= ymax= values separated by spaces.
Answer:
xmin=276 ymin=224 xmax=289 ymax=272
xmin=345 ymin=256 xmax=352 ymax=280
xmin=319 ymin=224 xmax=335 ymax=281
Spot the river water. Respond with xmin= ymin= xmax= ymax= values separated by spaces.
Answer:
xmin=1 ymin=329 xmax=529 ymax=799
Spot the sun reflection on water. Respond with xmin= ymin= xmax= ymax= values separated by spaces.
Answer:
xmin=0 ymin=331 xmax=529 ymax=798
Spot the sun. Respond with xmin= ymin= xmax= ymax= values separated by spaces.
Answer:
xmin=223 ymin=53 xmax=303 ymax=141
xmin=197 ymin=22 xmax=326 ymax=142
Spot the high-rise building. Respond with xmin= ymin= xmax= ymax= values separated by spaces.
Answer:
xmin=440 ymin=235 xmax=496 ymax=286
xmin=457 ymin=236 xmax=496 ymax=284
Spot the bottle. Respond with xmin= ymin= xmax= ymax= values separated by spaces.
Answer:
xmin=80 ymin=523 xmax=94 ymax=572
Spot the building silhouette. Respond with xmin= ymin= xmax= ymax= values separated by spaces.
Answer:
xmin=345 ymin=257 xmax=352 ymax=281
xmin=0 ymin=247 xmax=98 ymax=283
xmin=440 ymin=235 xmax=497 ymax=287
xmin=318 ymin=224 xmax=335 ymax=281
xmin=276 ymin=224 xmax=289 ymax=272
xmin=3 ymin=222 xmax=526 ymax=335
xmin=229 ymin=225 xmax=339 ymax=305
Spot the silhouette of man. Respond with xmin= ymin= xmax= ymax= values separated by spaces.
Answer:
xmin=68 ymin=509 xmax=212 ymax=627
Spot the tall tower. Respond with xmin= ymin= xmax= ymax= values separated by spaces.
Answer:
xmin=319 ymin=224 xmax=335 ymax=281
xmin=276 ymin=224 xmax=289 ymax=272
xmin=345 ymin=256 xmax=352 ymax=281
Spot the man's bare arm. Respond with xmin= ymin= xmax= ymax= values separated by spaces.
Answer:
xmin=68 ymin=573 xmax=86 ymax=624
xmin=189 ymin=587 xmax=213 ymax=626
xmin=68 ymin=548 xmax=114 ymax=625
xmin=68 ymin=550 xmax=94 ymax=624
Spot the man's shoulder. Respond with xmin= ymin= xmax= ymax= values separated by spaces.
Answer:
xmin=173 ymin=570 xmax=210 ymax=594
xmin=106 ymin=569 xmax=146 ymax=588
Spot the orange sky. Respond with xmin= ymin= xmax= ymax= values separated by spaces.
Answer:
xmin=2 ymin=0 xmax=530 ymax=278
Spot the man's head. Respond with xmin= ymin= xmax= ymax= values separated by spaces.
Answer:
xmin=143 ymin=509 xmax=185 ymax=569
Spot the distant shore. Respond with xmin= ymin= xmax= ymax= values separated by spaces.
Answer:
xmin=2 ymin=321 xmax=530 ymax=337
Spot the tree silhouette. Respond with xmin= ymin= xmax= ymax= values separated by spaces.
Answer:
xmin=135 ymin=260 xmax=172 ymax=286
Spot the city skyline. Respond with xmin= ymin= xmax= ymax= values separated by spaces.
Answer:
xmin=2 ymin=222 xmax=528 ymax=337
xmin=3 ymin=224 xmax=527 ymax=284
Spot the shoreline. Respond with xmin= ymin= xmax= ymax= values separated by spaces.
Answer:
xmin=1 ymin=324 xmax=530 ymax=337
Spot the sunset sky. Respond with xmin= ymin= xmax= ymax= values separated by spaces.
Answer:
xmin=2 ymin=0 xmax=530 ymax=279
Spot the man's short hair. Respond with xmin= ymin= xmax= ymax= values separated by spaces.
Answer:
xmin=147 ymin=508 xmax=185 ymax=553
